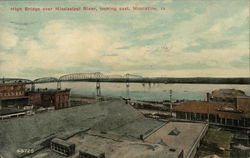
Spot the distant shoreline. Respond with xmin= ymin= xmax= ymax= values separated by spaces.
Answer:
xmin=2 ymin=77 xmax=250 ymax=85
xmin=59 ymin=77 xmax=250 ymax=85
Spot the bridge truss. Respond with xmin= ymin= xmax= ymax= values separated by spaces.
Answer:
xmin=2 ymin=72 xmax=143 ymax=97
xmin=57 ymin=72 xmax=143 ymax=97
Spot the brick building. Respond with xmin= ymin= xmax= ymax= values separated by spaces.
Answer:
xmin=173 ymin=98 xmax=250 ymax=127
xmin=0 ymin=83 xmax=29 ymax=109
xmin=28 ymin=88 xmax=71 ymax=110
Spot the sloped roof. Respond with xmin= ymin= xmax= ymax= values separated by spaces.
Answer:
xmin=0 ymin=100 xmax=164 ymax=158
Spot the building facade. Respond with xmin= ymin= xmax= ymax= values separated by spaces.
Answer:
xmin=0 ymin=83 xmax=29 ymax=108
xmin=173 ymin=100 xmax=250 ymax=127
xmin=28 ymin=89 xmax=71 ymax=110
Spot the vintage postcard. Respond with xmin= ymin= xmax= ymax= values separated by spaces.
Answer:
xmin=0 ymin=0 xmax=249 ymax=158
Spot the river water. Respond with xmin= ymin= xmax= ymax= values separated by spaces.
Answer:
xmin=35 ymin=82 xmax=250 ymax=102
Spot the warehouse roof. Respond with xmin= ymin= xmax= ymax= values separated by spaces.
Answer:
xmin=32 ymin=130 xmax=183 ymax=158
xmin=145 ymin=122 xmax=208 ymax=158
xmin=0 ymin=100 xmax=164 ymax=158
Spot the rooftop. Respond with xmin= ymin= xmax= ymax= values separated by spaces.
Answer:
xmin=145 ymin=122 xmax=208 ymax=158
xmin=0 ymin=95 xmax=29 ymax=100
xmin=0 ymin=83 xmax=25 ymax=86
xmin=211 ymin=89 xmax=246 ymax=98
xmin=0 ymin=100 xmax=163 ymax=158
xmin=31 ymin=130 xmax=183 ymax=158
xmin=27 ymin=88 xmax=70 ymax=93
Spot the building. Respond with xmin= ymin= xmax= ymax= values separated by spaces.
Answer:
xmin=209 ymin=89 xmax=247 ymax=102
xmin=0 ymin=100 xmax=213 ymax=158
xmin=28 ymin=88 xmax=71 ymax=110
xmin=144 ymin=122 xmax=208 ymax=158
xmin=0 ymin=100 xmax=188 ymax=158
xmin=0 ymin=83 xmax=29 ymax=109
xmin=34 ymin=129 xmax=184 ymax=158
xmin=50 ymin=138 xmax=75 ymax=156
xmin=173 ymin=100 xmax=250 ymax=127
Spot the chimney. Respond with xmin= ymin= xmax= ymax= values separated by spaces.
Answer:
xmin=235 ymin=97 xmax=239 ymax=110
xmin=247 ymin=131 xmax=250 ymax=146
xmin=140 ymin=134 xmax=144 ymax=141
xmin=206 ymin=93 xmax=210 ymax=102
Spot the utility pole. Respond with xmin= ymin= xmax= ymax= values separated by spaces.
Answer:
xmin=2 ymin=76 xmax=5 ymax=83
xmin=96 ymin=79 xmax=101 ymax=97
xmin=126 ymin=79 xmax=130 ymax=99
xmin=170 ymin=89 xmax=173 ymax=117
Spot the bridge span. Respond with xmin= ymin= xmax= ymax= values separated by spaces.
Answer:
xmin=0 ymin=72 xmax=147 ymax=97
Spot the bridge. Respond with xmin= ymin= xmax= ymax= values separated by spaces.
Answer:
xmin=0 ymin=72 xmax=145 ymax=97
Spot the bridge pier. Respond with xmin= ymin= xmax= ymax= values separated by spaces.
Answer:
xmin=31 ymin=83 xmax=35 ymax=91
xmin=57 ymin=81 xmax=61 ymax=90
xmin=96 ymin=80 xmax=101 ymax=97
xmin=126 ymin=81 xmax=130 ymax=99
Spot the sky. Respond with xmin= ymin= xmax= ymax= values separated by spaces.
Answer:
xmin=0 ymin=0 xmax=249 ymax=79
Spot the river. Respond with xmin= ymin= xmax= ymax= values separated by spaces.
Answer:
xmin=35 ymin=82 xmax=250 ymax=102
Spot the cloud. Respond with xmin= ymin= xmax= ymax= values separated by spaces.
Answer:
xmin=20 ymin=21 xmax=117 ymax=70
xmin=209 ymin=8 xmax=248 ymax=33
xmin=0 ymin=27 xmax=18 ymax=49
xmin=0 ymin=20 xmax=123 ymax=78
xmin=0 ymin=17 xmax=248 ymax=78
xmin=0 ymin=0 xmax=248 ymax=78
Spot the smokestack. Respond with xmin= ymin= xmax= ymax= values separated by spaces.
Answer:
xmin=206 ymin=93 xmax=210 ymax=102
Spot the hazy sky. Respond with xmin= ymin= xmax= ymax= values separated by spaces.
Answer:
xmin=0 ymin=0 xmax=249 ymax=79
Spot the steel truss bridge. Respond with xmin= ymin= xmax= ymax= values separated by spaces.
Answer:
xmin=1 ymin=72 xmax=145 ymax=97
